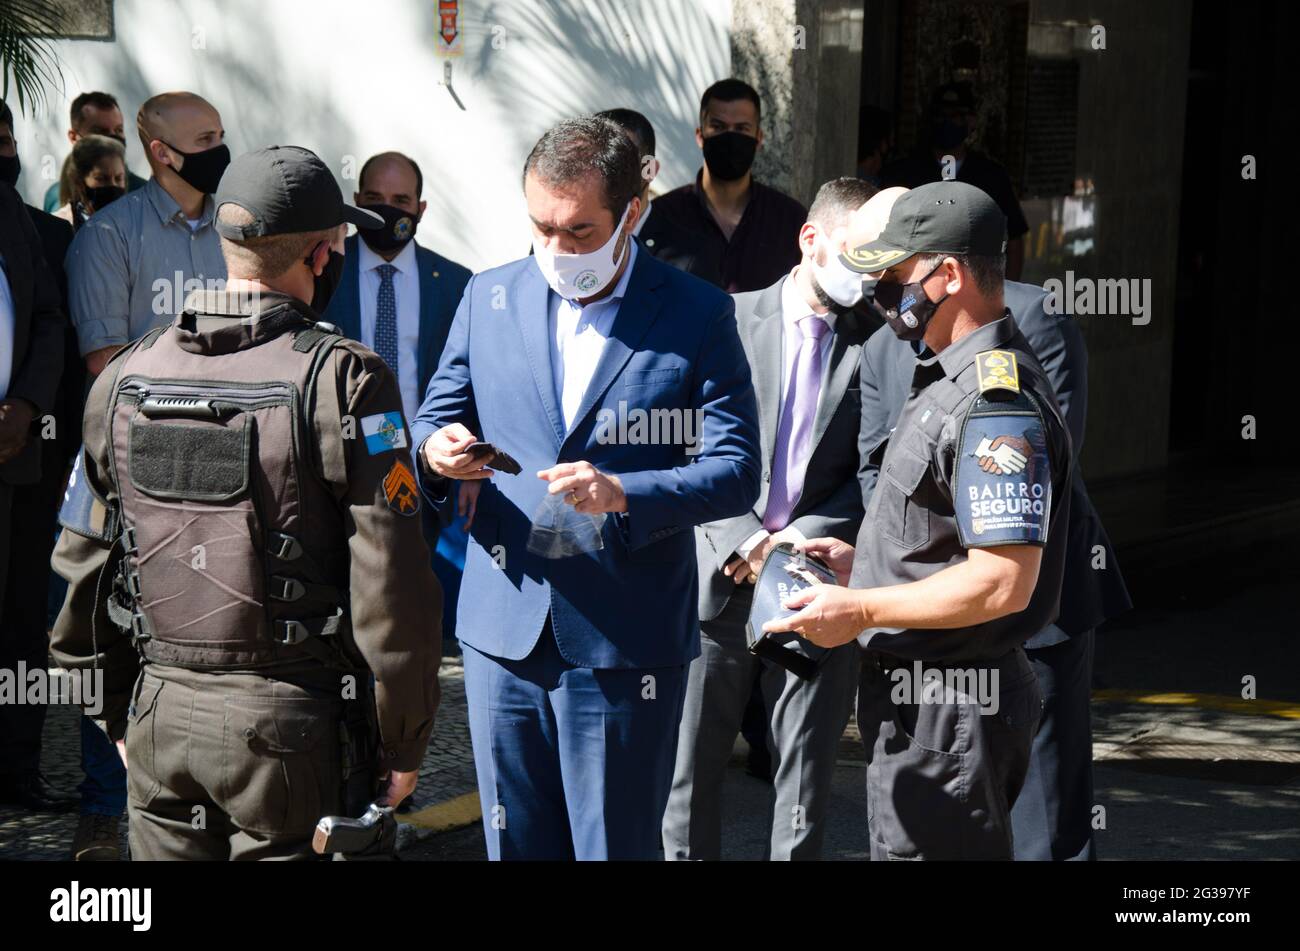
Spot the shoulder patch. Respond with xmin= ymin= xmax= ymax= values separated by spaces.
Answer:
xmin=382 ymin=459 xmax=421 ymax=517
xmin=975 ymin=349 xmax=1020 ymax=395
xmin=362 ymin=412 xmax=408 ymax=454
xmin=953 ymin=391 xmax=1052 ymax=548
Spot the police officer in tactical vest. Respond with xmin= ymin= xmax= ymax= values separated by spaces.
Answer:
xmin=50 ymin=145 xmax=443 ymax=860
xmin=763 ymin=181 xmax=1072 ymax=860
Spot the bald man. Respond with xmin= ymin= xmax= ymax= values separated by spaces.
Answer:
xmin=67 ymin=91 xmax=230 ymax=375
xmin=319 ymin=150 xmax=473 ymax=639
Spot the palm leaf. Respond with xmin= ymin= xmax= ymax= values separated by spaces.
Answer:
xmin=0 ymin=0 xmax=66 ymax=116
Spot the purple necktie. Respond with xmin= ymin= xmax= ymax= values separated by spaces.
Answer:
xmin=764 ymin=315 xmax=829 ymax=531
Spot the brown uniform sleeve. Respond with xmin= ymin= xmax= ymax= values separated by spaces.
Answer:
xmin=49 ymin=352 xmax=138 ymax=741
xmin=314 ymin=340 xmax=443 ymax=773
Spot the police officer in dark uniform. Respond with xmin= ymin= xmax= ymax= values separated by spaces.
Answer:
xmin=49 ymin=146 xmax=443 ymax=860
xmin=764 ymin=181 xmax=1072 ymax=860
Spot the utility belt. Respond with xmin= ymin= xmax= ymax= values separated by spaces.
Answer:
xmin=106 ymin=525 xmax=356 ymax=672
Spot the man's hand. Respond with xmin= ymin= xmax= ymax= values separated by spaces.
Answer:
xmin=115 ymin=739 xmax=128 ymax=770
xmin=85 ymin=346 xmax=120 ymax=378
xmin=421 ymin=423 xmax=494 ymax=480
xmin=376 ymin=768 xmax=418 ymax=808
xmin=762 ymin=584 xmax=869 ymax=648
xmin=724 ymin=532 xmax=774 ymax=586
xmin=538 ymin=462 xmax=627 ymax=515
xmin=457 ymin=479 xmax=482 ymax=530
xmin=0 ymin=400 xmax=35 ymax=464
xmin=793 ymin=537 xmax=856 ymax=586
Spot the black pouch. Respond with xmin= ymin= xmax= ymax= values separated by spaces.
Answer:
xmin=744 ymin=542 xmax=837 ymax=680
xmin=128 ymin=416 xmax=251 ymax=501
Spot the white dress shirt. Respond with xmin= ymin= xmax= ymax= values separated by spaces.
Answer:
xmin=0 ymin=252 xmax=14 ymax=399
xmin=357 ymin=238 xmax=422 ymax=423
xmin=548 ymin=241 xmax=638 ymax=432
xmin=736 ymin=268 xmax=837 ymax=558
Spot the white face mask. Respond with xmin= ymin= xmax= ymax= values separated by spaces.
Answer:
xmin=532 ymin=205 xmax=630 ymax=300
xmin=810 ymin=233 xmax=865 ymax=308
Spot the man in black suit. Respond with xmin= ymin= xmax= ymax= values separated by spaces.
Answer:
xmin=0 ymin=131 xmax=70 ymax=811
xmin=856 ymin=189 xmax=1131 ymax=861
xmin=663 ymin=178 xmax=877 ymax=860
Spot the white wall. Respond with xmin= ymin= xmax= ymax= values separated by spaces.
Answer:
xmin=13 ymin=0 xmax=731 ymax=271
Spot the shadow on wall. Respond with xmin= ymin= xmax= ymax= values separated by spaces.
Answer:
xmin=431 ymin=0 xmax=729 ymax=192
xmin=88 ymin=0 xmax=352 ymax=180
xmin=70 ymin=0 xmax=729 ymax=269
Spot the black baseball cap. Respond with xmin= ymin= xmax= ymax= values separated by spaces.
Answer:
xmin=839 ymin=180 xmax=1007 ymax=274
xmin=214 ymin=145 xmax=382 ymax=239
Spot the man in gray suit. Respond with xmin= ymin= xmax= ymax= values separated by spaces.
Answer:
xmin=856 ymin=191 xmax=1131 ymax=860
xmin=663 ymin=178 xmax=877 ymax=860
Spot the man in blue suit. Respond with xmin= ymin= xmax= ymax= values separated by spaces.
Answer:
xmin=321 ymin=151 xmax=473 ymax=637
xmin=411 ymin=117 xmax=761 ymax=860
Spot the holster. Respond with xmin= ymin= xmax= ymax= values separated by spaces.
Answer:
xmin=333 ymin=677 xmax=394 ymax=861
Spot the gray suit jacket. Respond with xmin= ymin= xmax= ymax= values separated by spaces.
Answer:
xmin=856 ymin=280 xmax=1131 ymax=642
xmin=697 ymin=275 xmax=874 ymax=621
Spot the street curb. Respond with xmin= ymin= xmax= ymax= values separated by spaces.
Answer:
xmin=398 ymin=791 xmax=481 ymax=834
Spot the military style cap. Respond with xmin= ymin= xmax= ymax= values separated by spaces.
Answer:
xmin=214 ymin=145 xmax=382 ymax=239
xmin=840 ymin=180 xmax=1007 ymax=274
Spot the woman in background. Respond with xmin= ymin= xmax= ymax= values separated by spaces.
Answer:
xmin=54 ymin=133 xmax=127 ymax=232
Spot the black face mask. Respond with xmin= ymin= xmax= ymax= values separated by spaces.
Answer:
xmin=870 ymin=261 xmax=949 ymax=341
xmin=308 ymin=248 xmax=345 ymax=313
xmin=0 ymin=153 xmax=20 ymax=187
xmin=358 ymin=203 xmax=418 ymax=254
xmin=84 ymin=184 xmax=126 ymax=212
xmin=163 ymin=141 xmax=231 ymax=194
xmin=702 ymin=131 xmax=758 ymax=181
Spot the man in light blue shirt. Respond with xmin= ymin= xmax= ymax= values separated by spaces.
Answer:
xmin=65 ymin=91 xmax=228 ymax=375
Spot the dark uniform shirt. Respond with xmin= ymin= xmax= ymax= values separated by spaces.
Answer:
xmin=883 ymin=151 xmax=1029 ymax=241
xmin=639 ymin=170 xmax=807 ymax=293
xmin=849 ymin=312 xmax=1072 ymax=663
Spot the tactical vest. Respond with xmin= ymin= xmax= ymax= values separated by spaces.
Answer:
xmin=102 ymin=304 xmax=354 ymax=671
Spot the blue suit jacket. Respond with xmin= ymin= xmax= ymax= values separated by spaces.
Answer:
xmin=410 ymin=250 xmax=761 ymax=669
xmin=321 ymin=235 xmax=473 ymax=398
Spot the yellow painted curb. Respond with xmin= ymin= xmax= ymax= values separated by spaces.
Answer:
xmin=1093 ymin=689 xmax=1300 ymax=720
xmin=398 ymin=791 xmax=481 ymax=833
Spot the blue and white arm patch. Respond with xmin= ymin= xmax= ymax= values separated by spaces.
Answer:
xmin=953 ymin=390 xmax=1053 ymax=548
xmin=361 ymin=411 xmax=409 ymax=455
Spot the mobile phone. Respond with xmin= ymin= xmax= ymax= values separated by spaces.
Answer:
xmin=464 ymin=441 xmax=522 ymax=475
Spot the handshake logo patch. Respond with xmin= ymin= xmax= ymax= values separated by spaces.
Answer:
xmin=973 ymin=434 xmax=1031 ymax=476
